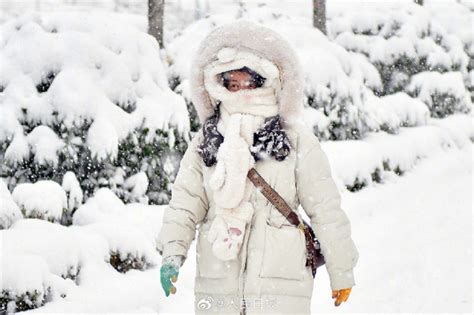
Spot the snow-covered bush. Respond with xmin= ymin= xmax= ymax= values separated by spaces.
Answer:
xmin=324 ymin=113 xmax=472 ymax=191
xmin=73 ymin=188 xmax=161 ymax=272
xmin=406 ymin=71 xmax=471 ymax=118
xmin=114 ymin=128 xmax=188 ymax=204
xmin=379 ymin=92 xmax=430 ymax=128
xmin=5 ymin=220 xmax=83 ymax=281
xmin=276 ymin=22 xmax=380 ymax=140
xmin=81 ymin=222 xmax=158 ymax=273
xmin=1 ymin=254 xmax=53 ymax=312
xmin=0 ymin=12 xmax=190 ymax=205
xmin=12 ymin=180 xmax=67 ymax=223
xmin=329 ymin=3 xmax=470 ymax=100
xmin=61 ymin=171 xmax=83 ymax=225
xmin=1 ymin=218 xmax=110 ymax=312
xmin=0 ymin=178 xmax=22 ymax=229
xmin=424 ymin=0 xmax=474 ymax=103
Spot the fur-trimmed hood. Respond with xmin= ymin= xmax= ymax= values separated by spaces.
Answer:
xmin=190 ymin=20 xmax=305 ymax=128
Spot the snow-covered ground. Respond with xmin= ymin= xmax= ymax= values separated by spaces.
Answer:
xmin=7 ymin=141 xmax=470 ymax=314
xmin=313 ymin=144 xmax=472 ymax=313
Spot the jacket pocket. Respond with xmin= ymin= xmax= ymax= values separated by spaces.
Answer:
xmin=196 ymin=228 xmax=239 ymax=279
xmin=259 ymin=221 xmax=307 ymax=280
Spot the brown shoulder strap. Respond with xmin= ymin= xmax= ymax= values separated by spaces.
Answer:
xmin=247 ymin=168 xmax=301 ymax=227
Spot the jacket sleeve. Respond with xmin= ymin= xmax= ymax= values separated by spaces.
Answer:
xmin=157 ymin=130 xmax=209 ymax=262
xmin=295 ymin=127 xmax=359 ymax=291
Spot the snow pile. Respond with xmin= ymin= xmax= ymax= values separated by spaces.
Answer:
xmin=11 ymin=180 xmax=67 ymax=223
xmin=0 ymin=11 xmax=190 ymax=204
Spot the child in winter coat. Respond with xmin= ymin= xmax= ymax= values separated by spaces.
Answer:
xmin=157 ymin=20 xmax=359 ymax=314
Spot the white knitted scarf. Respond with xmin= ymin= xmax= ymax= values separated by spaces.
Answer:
xmin=203 ymin=47 xmax=280 ymax=261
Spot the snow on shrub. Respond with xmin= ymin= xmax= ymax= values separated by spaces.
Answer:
xmin=358 ymin=91 xmax=402 ymax=134
xmin=425 ymin=0 xmax=474 ymax=102
xmin=6 ymin=220 xmax=82 ymax=282
xmin=324 ymin=113 xmax=472 ymax=191
xmin=0 ymin=178 xmax=22 ymax=229
xmin=1 ymin=253 xmax=53 ymax=312
xmin=80 ymin=222 xmax=159 ymax=273
xmin=122 ymin=171 xmax=149 ymax=204
xmin=406 ymin=71 xmax=472 ymax=118
xmin=379 ymin=92 xmax=430 ymax=128
xmin=328 ymin=2 xmax=470 ymax=103
xmin=271 ymin=22 xmax=381 ymax=140
xmin=12 ymin=180 xmax=67 ymax=223
xmin=73 ymin=188 xmax=161 ymax=272
xmin=0 ymin=12 xmax=190 ymax=205
xmin=1 ymin=218 xmax=110 ymax=312
xmin=73 ymin=188 xmax=164 ymax=251
xmin=61 ymin=171 xmax=83 ymax=225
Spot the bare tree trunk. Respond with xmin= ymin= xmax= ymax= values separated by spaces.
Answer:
xmin=313 ymin=0 xmax=327 ymax=35
xmin=205 ymin=0 xmax=210 ymax=16
xmin=195 ymin=0 xmax=202 ymax=20
xmin=414 ymin=0 xmax=424 ymax=5
xmin=236 ymin=0 xmax=245 ymax=18
xmin=148 ymin=0 xmax=165 ymax=49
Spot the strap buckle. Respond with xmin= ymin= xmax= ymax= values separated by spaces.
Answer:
xmin=297 ymin=222 xmax=306 ymax=232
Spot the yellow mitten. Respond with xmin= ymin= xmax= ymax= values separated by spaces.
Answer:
xmin=331 ymin=288 xmax=352 ymax=306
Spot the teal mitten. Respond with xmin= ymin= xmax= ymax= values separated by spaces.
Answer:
xmin=160 ymin=255 xmax=184 ymax=297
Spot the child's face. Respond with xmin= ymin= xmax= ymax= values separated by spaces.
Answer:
xmin=224 ymin=70 xmax=258 ymax=92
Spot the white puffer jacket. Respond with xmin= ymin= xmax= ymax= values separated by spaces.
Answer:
xmin=157 ymin=20 xmax=359 ymax=314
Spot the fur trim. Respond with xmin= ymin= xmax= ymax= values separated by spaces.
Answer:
xmin=204 ymin=69 xmax=279 ymax=117
xmin=203 ymin=48 xmax=280 ymax=117
xmin=196 ymin=105 xmax=224 ymax=167
xmin=204 ymin=48 xmax=280 ymax=90
xmin=251 ymin=115 xmax=292 ymax=162
xmin=190 ymin=20 xmax=305 ymax=129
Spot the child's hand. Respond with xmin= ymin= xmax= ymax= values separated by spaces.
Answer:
xmin=332 ymin=287 xmax=352 ymax=306
xmin=160 ymin=256 xmax=183 ymax=297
